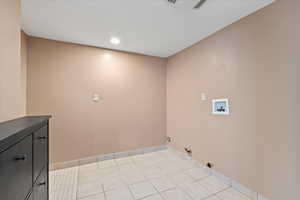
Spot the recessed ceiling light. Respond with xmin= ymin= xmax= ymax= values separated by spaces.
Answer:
xmin=103 ymin=53 xmax=111 ymax=59
xmin=110 ymin=37 xmax=120 ymax=45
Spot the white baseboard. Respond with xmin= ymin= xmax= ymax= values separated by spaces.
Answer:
xmin=50 ymin=145 xmax=271 ymax=200
xmin=231 ymin=180 xmax=258 ymax=199
xmin=167 ymin=146 xmax=271 ymax=200
xmin=258 ymin=194 xmax=270 ymax=200
xmin=212 ymin=169 xmax=232 ymax=186
xmin=49 ymin=145 xmax=167 ymax=170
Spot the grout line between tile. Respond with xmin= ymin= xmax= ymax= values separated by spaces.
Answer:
xmin=102 ymin=184 xmax=108 ymax=200
xmin=51 ymin=147 xmax=265 ymax=200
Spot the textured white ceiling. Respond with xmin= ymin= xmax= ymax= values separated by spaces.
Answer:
xmin=21 ymin=0 xmax=274 ymax=57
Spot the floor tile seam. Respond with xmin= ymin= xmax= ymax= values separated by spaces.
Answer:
xmin=101 ymin=184 xmax=108 ymax=200
xmin=127 ymin=181 xmax=139 ymax=200
xmin=208 ymin=186 xmax=233 ymax=200
xmin=77 ymin=191 xmax=105 ymax=200
xmin=148 ymin=176 xmax=170 ymax=200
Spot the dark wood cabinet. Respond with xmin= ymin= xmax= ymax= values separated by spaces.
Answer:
xmin=0 ymin=135 xmax=33 ymax=200
xmin=34 ymin=167 xmax=48 ymax=200
xmin=27 ymin=192 xmax=34 ymax=200
xmin=33 ymin=126 xmax=48 ymax=182
xmin=0 ymin=116 xmax=51 ymax=200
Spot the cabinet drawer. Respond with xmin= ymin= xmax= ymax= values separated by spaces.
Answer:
xmin=27 ymin=192 xmax=33 ymax=200
xmin=0 ymin=135 xmax=33 ymax=200
xmin=34 ymin=125 xmax=48 ymax=181
xmin=34 ymin=167 xmax=48 ymax=200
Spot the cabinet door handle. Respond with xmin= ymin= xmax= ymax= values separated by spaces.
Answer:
xmin=14 ymin=155 xmax=27 ymax=161
xmin=38 ymin=182 xmax=46 ymax=186
xmin=37 ymin=136 xmax=47 ymax=140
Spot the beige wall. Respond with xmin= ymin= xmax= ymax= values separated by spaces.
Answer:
xmin=23 ymin=0 xmax=299 ymax=198
xmin=0 ymin=0 xmax=26 ymax=122
xmin=166 ymin=0 xmax=299 ymax=200
xmin=21 ymin=31 xmax=28 ymax=115
xmin=27 ymin=37 xmax=167 ymax=163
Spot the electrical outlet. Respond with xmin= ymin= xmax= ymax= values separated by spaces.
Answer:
xmin=201 ymin=92 xmax=206 ymax=101
xmin=166 ymin=136 xmax=171 ymax=143
xmin=168 ymin=0 xmax=177 ymax=4
xmin=92 ymin=93 xmax=101 ymax=102
xmin=206 ymin=162 xmax=214 ymax=168
xmin=184 ymin=147 xmax=192 ymax=154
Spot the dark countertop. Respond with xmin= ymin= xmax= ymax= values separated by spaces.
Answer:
xmin=0 ymin=116 xmax=51 ymax=153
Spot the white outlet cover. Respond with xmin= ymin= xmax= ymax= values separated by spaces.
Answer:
xmin=201 ymin=93 xmax=207 ymax=101
xmin=92 ymin=93 xmax=100 ymax=102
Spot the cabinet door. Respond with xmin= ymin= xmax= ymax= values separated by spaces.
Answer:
xmin=0 ymin=135 xmax=33 ymax=200
xmin=34 ymin=125 xmax=48 ymax=181
xmin=27 ymin=192 xmax=33 ymax=200
xmin=34 ymin=167 xmax=48 ymax=200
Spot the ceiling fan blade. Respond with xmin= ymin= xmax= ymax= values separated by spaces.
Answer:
xmin=194 ymin=0 xmax=207 ymax=9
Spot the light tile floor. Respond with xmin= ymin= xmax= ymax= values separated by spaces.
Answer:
xmin=50 ymin=149 xmax=254 ymax=200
